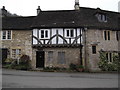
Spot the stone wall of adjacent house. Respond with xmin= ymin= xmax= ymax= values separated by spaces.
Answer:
xmin=84 ymin=29 xmax=118 ymax=71
xmin=32 ymin=48 xmax=80 ymax=69
xmin=0 ymin=30 xmax=32 ymax=61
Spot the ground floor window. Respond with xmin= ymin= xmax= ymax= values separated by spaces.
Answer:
xmin=58 ymin=52 xmax=65 ymax=64
xmin=92 ymin=46 xmax=96 ymax=54
xmin=48 ymin=51 xmax=53 ymax=61
xmin=106 ymin=52 xmax=118 ymax=62
xmin=12 ymin=49 xmax=21 ymax=59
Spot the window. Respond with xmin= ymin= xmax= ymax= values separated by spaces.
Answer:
xmin=106 ymin=53 xmax=113 ymax=62
xmin=58 ymin=52 xmax=65 ymax=64
xmin=41 ymin=30 xmax=44 ymax=38
xmin=116 ymin=31 xmax=119 ymax=41
xmin=48 ymin=51 xmax=53 ymax=61
xmin=92 ymin=46 xmax=96 ymax=54
xmin=104 ymin=31 xmax=107 ymax=40
xmin=96 ymin=14 xmax=107 ymax=22
xmin=12 ymin=49 xmax=21 ymax=59
xmin=40 ymin=29 xmax=49 ymax=38
xmin=2 ymin=30 xmax=12 ymax=40
xmin=45 ymin=31 xmax=48 ymax=38
xmin=67 ymin=30 xmax=69 ymax=37
xmin=71 ymin=30 xmax=74 ymax=37
xmin=65 ymin=29 xmax=74 ymax=37
xmin=104 ymin=31 xmax=110 ymax=40
xmin=108 ymin=31 xmax=110 ymax=40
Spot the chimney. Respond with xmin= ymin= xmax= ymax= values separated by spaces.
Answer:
xmin=37 ymin=6 xmax=41 ymax=15
xmin=1 ymin=6 xmax=7 ymax=17
xmin=74 ymin=0 xmax=80 ymax=10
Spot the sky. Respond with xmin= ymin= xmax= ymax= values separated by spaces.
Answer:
xmin=0 ymin=0 xmax=120 ymax=16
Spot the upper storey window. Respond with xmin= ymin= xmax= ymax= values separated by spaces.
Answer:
xmin=104 ymin=31 xmax=110 ymax=40
xmin=40 ymin=29 xmax=49 ymax=39
xmin=1 ymin=30 xmax=12 ymax=40
xmin=96 ymin=13 xmax=107 ymax=22
xmin=65 ymin=29 xmax=74 ymax=38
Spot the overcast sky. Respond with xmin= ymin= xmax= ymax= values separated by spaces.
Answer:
xmin=0 ymin=0 xmax=120 ymax=16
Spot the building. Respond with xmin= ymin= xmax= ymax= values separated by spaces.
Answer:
xmin=1 ymin=0 xmax=120 ymax=71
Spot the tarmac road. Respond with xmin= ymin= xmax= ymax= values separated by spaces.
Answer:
xmin=2 ymin=69 xmax=118 ymax=88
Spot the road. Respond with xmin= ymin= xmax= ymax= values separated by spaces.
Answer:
xmin=2 ymin=69 xmax=118 ymax=88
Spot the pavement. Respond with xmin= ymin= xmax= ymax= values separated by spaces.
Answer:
xmin=2 ymin=69 xmax=119 ymax=88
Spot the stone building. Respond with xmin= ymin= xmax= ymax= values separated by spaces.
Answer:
xmin=1 ymin=0 xmax=120 ymax=71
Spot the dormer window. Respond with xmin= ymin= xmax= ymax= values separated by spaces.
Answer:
xmin=96 ymin=13 xmax=107 ymax=22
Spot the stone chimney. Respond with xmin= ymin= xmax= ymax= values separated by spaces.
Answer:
xmin=37 ymin=6 xmax=41 ymax=15
xmin=74 ymin=0 xmax=80 ymax=10
xmin=1 ymin=6 xmax=7 ymax=17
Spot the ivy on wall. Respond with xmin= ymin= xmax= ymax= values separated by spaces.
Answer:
xmin=98 ymin=51 xmax=120 ymax=71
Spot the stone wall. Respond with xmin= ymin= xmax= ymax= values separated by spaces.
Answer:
xmin=0 ymin=30 xmax=32 ymax=61
xmin=32 ymin=47 xmax=80 ymax=69
xmin=84 ymin=29 xmax=118 ymax=71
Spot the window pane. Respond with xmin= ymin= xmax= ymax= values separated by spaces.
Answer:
xmin=106 ymin=53 xmax=108 ymax=61
xmin=108 ymin=31 xmax=110 ymax=40
xmin=104 ymin=31 xmax=107 ymax=40
xmin=41 ymin=30 xmax=44 ymax=38
xmin=116 ymin=31 xmax=119 ymax=41
xmin=92 ymin=46 xmax=96 ymax=54
xmin=109 ymin=53 xmax=112 ymax=62
xmin=7 ymin=31 xmax=11 ymax=39
xmin=71 ymin=30 xmax=74 ymax=37
xmin=66 ymin=30 xmax=69 ymax=37
xmin=45 ymin=31 xmax=48 ymax=38
xmin=2 ymin=31 xmax=6 ymax=39
xmin=58 ymin=52 xmax=65 ymax=64
xmin=12 ymin=49 xmax=21 ymax=59
xmin=12 ymin=49 xmax=16 ymax=59
xmin=48 ymin=51 xmax=53 ymax=61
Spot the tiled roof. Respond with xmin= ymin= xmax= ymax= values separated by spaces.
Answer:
xmin=2 ymin=16 xmax=35 ymax=30
xmin=2 ymin=7 xmax=120 ymax=30
xmin=32 ymin=7 xmax=120 ymax=30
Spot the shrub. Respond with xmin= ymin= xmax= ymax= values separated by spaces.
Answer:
xmin=69 ymin=63 xmax=77 ymax=70
xmin=98 ymin=52 xmax=119 ymax=71
xmin=3 ymin=55 xmax=31 ymax=70
xmin=18 ymin=55 xmax=31 ymax=70
xmin=69 ymin=63 xmax=84 ymax=72
xmin=5 ymin=58 xmax=14 ymax=64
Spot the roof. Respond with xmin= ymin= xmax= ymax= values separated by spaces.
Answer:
xmin=32 ymin=7 xmax=120 ymax=30
xmin=2 ymin=16 xmax=35 ymax=30
xmin=2 ymin=7 xmax=120 ymax=30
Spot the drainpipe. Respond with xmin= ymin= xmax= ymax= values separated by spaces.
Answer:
xmin=84 ymin=27 xmax=88 ymax=71
xmin=80 ymin=28 xmax=83 ymax=65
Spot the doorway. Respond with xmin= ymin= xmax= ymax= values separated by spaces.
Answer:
xmin=36 ymin=51 xmax=45 ymax=68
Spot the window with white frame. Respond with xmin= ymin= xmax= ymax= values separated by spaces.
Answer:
xmin=40 ymin=29 xmax=49 ymax=39
xmin=104 ymin=31 xmax=110 ymax=40
xmin=1 ymin=30 xmax=12 ymax=40
xmin=65 ymin=29 xmax=74 ymax=38
xmin=11 ymin=49 xmax=21 ymax=59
